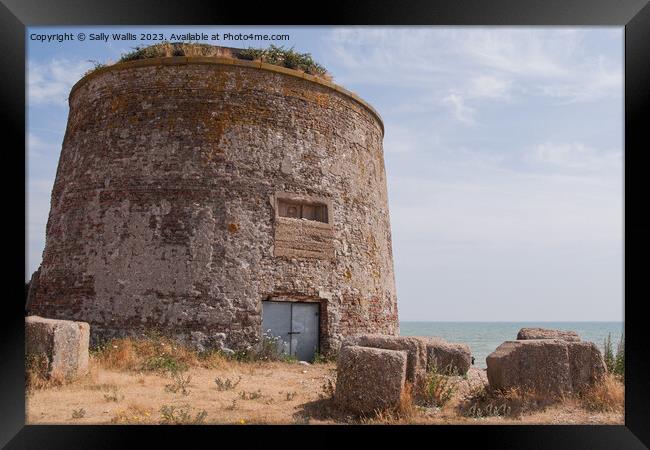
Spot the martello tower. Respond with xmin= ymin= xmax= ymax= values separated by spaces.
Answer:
xmin=28 ymin=44 xmax=398 ymax=358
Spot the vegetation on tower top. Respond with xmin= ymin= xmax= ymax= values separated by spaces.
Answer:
xmin=85 ymin=42 xmax=331 ymax=80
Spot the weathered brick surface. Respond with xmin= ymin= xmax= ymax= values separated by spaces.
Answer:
xmin=28 ymin=56 xmax=398 ymax=351
xmin=25 ymin=315 xmax=90 ymax=379
xmin=334 ymin=345 xmax=407 ymax=415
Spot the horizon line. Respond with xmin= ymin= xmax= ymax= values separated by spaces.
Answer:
xmin=399 ymin=320 xmax=624 ymax=323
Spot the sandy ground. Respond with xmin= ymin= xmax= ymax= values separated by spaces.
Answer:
xmin=26 ymin=363 xmax=623 ymax=425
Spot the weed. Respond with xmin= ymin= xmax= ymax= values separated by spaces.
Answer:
xmin=71 ymin=408 xmax=86 ymax=419
xmin=93 ymin=335 xmax=195 ymax=373
xmin=239 ymin=45 xmax=328 ymax=77
xmin=26 ymin=353 xmax=54 ymax=391
xmin=396 ymin=382 xmax=417 ymax=418
xmin=84 ymin=59 xmax=106 ymax=76
xmin=84 ymin=42 xmax=331 ymax=80
xmin=231 ymin=331 xmax=288 ymax=362
xmin=603 ymin=333 xmax=625 ymax=378
xmin=283 ymin=354 xmax=298 ymax=363
xmin=198 ymin=349 xmax=232 ymax=369
xmin=458 ymin=385 xmax=556 ymax=419
xmin=421 ymin=360 xmax=458 ymax=407
xmin=159 ymin=404 xmax=208 ymax=425
xmin=144 ymin=355 xmax=187 ymax=373
xmin=581 ymin=374 xmax=624 ymax=412
xmin=103 ymin=387 xmax=120 ymax=402
xmin=225 ymin=399 xmax=238 ymax=411
xmin=239 ymin=389 xmax=263 ymax=400
xmin=363 ymin=384 xmax=416 ymax=424
xmin=285 ymin=391 xmax=297 ymax=401
xmin=614 ymin=334 xmax=625 ymax=378
xmin=214 ymin=375 xmax=242 ymax=391
xmin=464 ymin=402 xmax=512 ymax=419
xmin=164 ymin=370 xmax=192 ymax=396
xmin=110 ymin=404 xmax=153 ymax=424
xmin=312 ymin=350 xmax=337 ymax=364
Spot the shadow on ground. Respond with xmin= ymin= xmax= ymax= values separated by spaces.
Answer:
xmin=293 ymin=398 xmax=358 ymax=424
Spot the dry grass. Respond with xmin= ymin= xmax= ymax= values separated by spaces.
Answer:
xmin=28 ymin=336 xmax=336 ymax=425
xmin=458 ymin=383 xmax=567 ymax=419
xmin=110 ymin=403 xmax=154 ymax=424
xmin=26 ymin=352 xmax=100 ymax=393
xmin=25 ymin=353 xmax=61 ymax=392
xmin=366 ymin=382 xmax=419 ymax=424
xmin=93 ymin=336 xmax=200 ymax=373
xmin=26 ymin=340 xmax=624 ymax=425
xmin=581 ymin=374 xmax=624 ymax=413
xmin=455 ymin=372 xmax=625 ymax=421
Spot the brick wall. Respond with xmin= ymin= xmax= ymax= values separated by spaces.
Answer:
xmin=29 ymin=58 xmax=399 ymax=352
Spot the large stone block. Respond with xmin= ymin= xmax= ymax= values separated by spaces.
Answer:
xmin=334 ymin=345 xmax=407 ymax=415
xmin=425 ymin=338 xmax=471 ymax=375
xmin=486 ymin=339 xmax=607 ymax=395
xmin=517 ymin=327 xmax=581 ymax=342
xmin=568 ymin=341 xmax=607 ymax=392
xmin=342 ymin=334 xmax=427 ymax=389
xmin=486 ymin=339 xmax=572 ymax=394
xmin=25 ymin=315 xmax=90 ymax=380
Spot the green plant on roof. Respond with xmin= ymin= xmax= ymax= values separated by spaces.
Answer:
xmin=83 ymin=42 xmax=330 ymax=80
xmin=239 ymin=45 xmax=328 ymax=77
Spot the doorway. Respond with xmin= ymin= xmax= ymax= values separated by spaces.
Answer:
xmin=261 ymin=300 xmax=319 ymax=361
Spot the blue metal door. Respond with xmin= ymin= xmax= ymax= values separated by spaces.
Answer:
xmin=262 ymin=301 xmax=319 ymax=361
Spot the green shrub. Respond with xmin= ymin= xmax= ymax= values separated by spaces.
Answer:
xmin=421 ymin=360 xmax=458 ymax=407
xmin=85 ymin=42 xmax=330 ymax=80
xmin=614 ymin=335 xmax=624 ymax=377
xmin=603 ymin=333 xmax=624 ymax=377
xmin=239 ymin=45 xmax=328 ymax=76
xmin=143 ymin=354 xmax=187 ymax=373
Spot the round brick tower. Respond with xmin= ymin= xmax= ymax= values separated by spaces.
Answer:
xmin=29 ymin=49 xmax=398 ymax=354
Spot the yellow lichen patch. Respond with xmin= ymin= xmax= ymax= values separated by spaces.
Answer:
xmin=343 ymin=269 xmax=352 ymax=281
xmin=110 ymin=95 xmax=129 ymax=113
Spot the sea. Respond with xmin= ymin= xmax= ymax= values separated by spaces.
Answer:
xmin=399 ymin=321 xmax=624 ymax=369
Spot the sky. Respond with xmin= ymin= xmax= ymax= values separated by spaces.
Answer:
xmin=26 ymin=26 xmax=623 ymax=322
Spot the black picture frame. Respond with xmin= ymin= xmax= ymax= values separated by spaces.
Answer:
xmin=3 ymin=0 xmax=649 ymax=447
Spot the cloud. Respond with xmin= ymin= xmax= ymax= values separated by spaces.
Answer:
xmin=442 ymin=93 xmax=477 ymax=125
xmin=389 ymin=157 xmax=622 ymax=250
xmin=324 ymin=27 xmax=622 ymax=119
xmin=27 ymin=176 xmax=55 ymax=277
xmin=28 ymin=132 xmax=62 ymax=158
xmin=28 ymin=58 xmax=92 ymax=105
xmin=530 ymin=142 xmax=622 ymax=172
xmin=468 ymin=75 xmax=512 ymax=100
